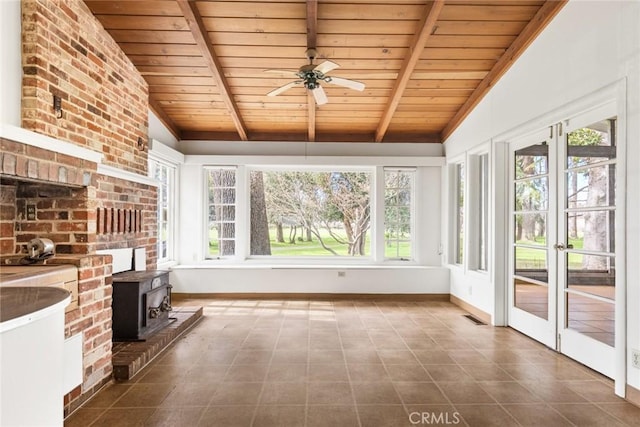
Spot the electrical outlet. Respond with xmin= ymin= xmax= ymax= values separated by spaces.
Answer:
xmin=26 ymin=204 xmax=37 ymax=221
xmin=632 ymin=349 xmax=640 ymax=369
xmin=337 ymin=271 xmax=346 ymax=278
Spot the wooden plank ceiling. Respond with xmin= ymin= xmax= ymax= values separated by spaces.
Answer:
xmin=85 ymin=0 xmax=566 ymax=143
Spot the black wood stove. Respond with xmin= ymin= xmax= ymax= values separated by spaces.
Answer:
xmin=111 ymin=270 xmax=172 ymax=341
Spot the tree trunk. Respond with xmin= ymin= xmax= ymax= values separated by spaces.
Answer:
xmin=583 ymin=167 xmax=608 ymax=269
xmin=289 ymin=226 xmax=297 ymax=244
xmin=250 ymin=171 xmax=271 ymax=255
xmin=305 ymin=227 xmax=312 ymax=242
xmin=275 ymin=222 xmax=284 ymax=243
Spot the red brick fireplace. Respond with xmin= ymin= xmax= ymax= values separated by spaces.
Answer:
xmin=0 ymin=0 xmax=160 ymax=415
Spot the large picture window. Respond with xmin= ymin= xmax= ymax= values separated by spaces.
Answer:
xmin=249 ymin=169 xmax=372 ymax=257
xmin=206 ymin=167 xmax=237 ymax=258
xmin=384 ymin=168 xmax=415 ymax=260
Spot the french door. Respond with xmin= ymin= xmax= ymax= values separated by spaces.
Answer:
xmin=508 ymin=105 xmax=620 ymax=378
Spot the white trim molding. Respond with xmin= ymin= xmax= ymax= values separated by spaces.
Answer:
xmin=97 ymin=164 xmax=158 ymax=187
xmin=0 ymin=124 xmax=103 ymax=164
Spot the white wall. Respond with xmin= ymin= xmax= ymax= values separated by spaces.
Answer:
xmin=148 ymin=111 xmax=179 ymax=150
xmin=443 ymin=0 xmax=640 ymax=392
xmin=0 ymin=0 xmax=22 ymax=127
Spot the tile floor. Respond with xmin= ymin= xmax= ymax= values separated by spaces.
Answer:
xmin=65 ymin=298 xmax=640 ymax=426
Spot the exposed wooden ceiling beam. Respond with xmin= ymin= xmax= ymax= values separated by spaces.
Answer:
xmin=148 ymin=95 xmax=181 ymax=140
xmin=176 ymin=0 xmax=249 ymax=141
xmin=307 ymin=0 xmax=318 ymax=141
xmin=306 ymin=0 xmax=317 ymax=50
xmin=374 ymin=0 xmax=444 ymax=143
xmin=308 ymin=93 xmax=316 ymax=142
xmin=441 ymin=0 xmax=568 ymax=141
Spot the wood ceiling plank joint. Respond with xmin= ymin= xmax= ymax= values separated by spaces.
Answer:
xmin=176 ymin=0 xmax=249 ymax=141
xmin=374 ymin=0 xmax=445 ymax=142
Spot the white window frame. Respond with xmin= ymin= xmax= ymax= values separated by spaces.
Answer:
xmin=204 ymin=166 xmax=239 ymax=260
xmin=383 ymin=167 xmax=416 ymax=261
xmin=465 ymin=148 xmax=490 ymax=273
xmin=452 ymin=161 xmax=465 ymax=266
xmin=148 ymin=144 xmax=181 ymax=267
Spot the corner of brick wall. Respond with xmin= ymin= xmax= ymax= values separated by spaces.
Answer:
xmin=21 ymin=0 xmax=149 ymax=176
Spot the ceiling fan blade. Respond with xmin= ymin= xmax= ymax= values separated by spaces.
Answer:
xmin=328 ymin=76 xmax=365 ymax=91
xmin=312 ymin=86 xmax=328 ymax=105
xmin=314 ymin=60 xmax=340 ymax=75
xmin=267 ymin=81 xmax=299 ymax=97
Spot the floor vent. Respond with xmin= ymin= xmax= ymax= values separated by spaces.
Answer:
xmin=463 ymin=314 xmax=487 ymax=325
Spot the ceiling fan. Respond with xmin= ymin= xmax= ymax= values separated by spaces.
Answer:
xmin=266 ymin=48 xmax=365 ymax=105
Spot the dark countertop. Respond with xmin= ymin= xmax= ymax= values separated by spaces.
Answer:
xmin=0 ymin=286 xmax=71 ymax=323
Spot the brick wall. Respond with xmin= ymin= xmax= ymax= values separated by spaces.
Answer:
xmin=95 ymin=175 xmax=158 ymax=270
xmin=21 ymin=0 xmax=148 ymax=175
xmin=2 ymin=0 xmax=160 ymax=416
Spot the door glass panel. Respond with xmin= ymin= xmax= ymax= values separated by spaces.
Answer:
xmin=566 ymin=292 xmax=614 ymax=346
xmin=566 ymin=253 xmax=615 ymax=299
xmin=515 ymin=144 xmax=548 ymax=178
xmin=514 ymin=280 xmax=548 ymax=320
xmin=514 ymin=213 xmax=547 ymax=246
xmin=567 ymin=119 xmax=616 ymax=168
xmin=566 ymin=165 xmax=615 ymax=208
xmin=515 ymin=178 xmax=548 ymax=211
xmin=514 ymin=247 xmax=548 ymax=319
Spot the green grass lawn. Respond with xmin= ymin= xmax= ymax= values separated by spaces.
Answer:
xmin=515 ymin=236 xmax=584 ymax=269
xmin=209 ymin=227 xmax=411 ymax=257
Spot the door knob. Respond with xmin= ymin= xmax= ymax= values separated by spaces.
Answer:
xmin=553 ymin=243 xmax=565 ymax=251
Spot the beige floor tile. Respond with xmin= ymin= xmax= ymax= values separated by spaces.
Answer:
xmin=597 ymin=401 xmax=640 ymax=425
xmin=394 ymin=381 xmax=448 ymax=404
xmin=64 ymin=408 xmax=106 ymax=427
xmin=459 ymin=363 xmax=514 ymax=381
xmin=81 ymin=383 xmax=132 ymax=408
xmin=306 ymin=405 xmax=359 ymax=427
xmin=352 ymin=381 xmax=402 ymax=404
xmin=111 ymin=383 xmax=176 ymax=408
xmin=551 ymin=403 xmax=627 ymax=426
xmin=357 ymin=404 xmax=409 ymax=427
xmin=184 ymin=364 xmax=229 ymax=383
xmin=564 ymin=380 xmax=623 ymax=403
xmin=377 ymin=350 xmax=418 ymax=364
xmin=308 ymin=363 xmax=349 ymax=382
xmin=197 ymin=405 xmax=255 ymax=427
xmin=259 ymin=382 xmax=307 ymax=405
xmin=424 ymin=364 xmax=474 ymax=382
xmin=271 ymin=349 xmax=308 ymax=364
xmin=252 ymin=405 xmax=306 ymax=427
xmin=159 ymin=382 xmax=217 ymax=407
xmin=347 ymin=363 xmax=390 ymax=381
xmin=413 ymin=350 xmax=456 ymax=365
xmin=67 ymin=298 xmax=635 ymax=427
xmin=456 ymin=404 xmax=519 ymax=426
xmin=385 ymin=363 xmax=432 ymax=381
xmin=223 ymin=364 xmax=269 ymax=382
xmin=232 ymin=350 xmax=273 ymax=365
xmin=478 ymin=381 xmax=543 ymax=404
xmin=309 ymin=349 xmax=344 ymax=364
xmin=344 ymin=349 xmax=383 ymax=364
xmin=144 ymin=407 xmax=205 ymax=427
xmin=209 ymin=382 xmax=263 ymax=405
xmin=307 ymin=381 xmax=354 ymax=405
xmin=266 ymin=363 xmax=308 ymax=382
xmin=89 ymin=408 xmax=157 ymax=426
xmin=438 ymin=381 xmax=496 ymax=404
xmin=503 ymin=403 xmax=573 ymax=426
